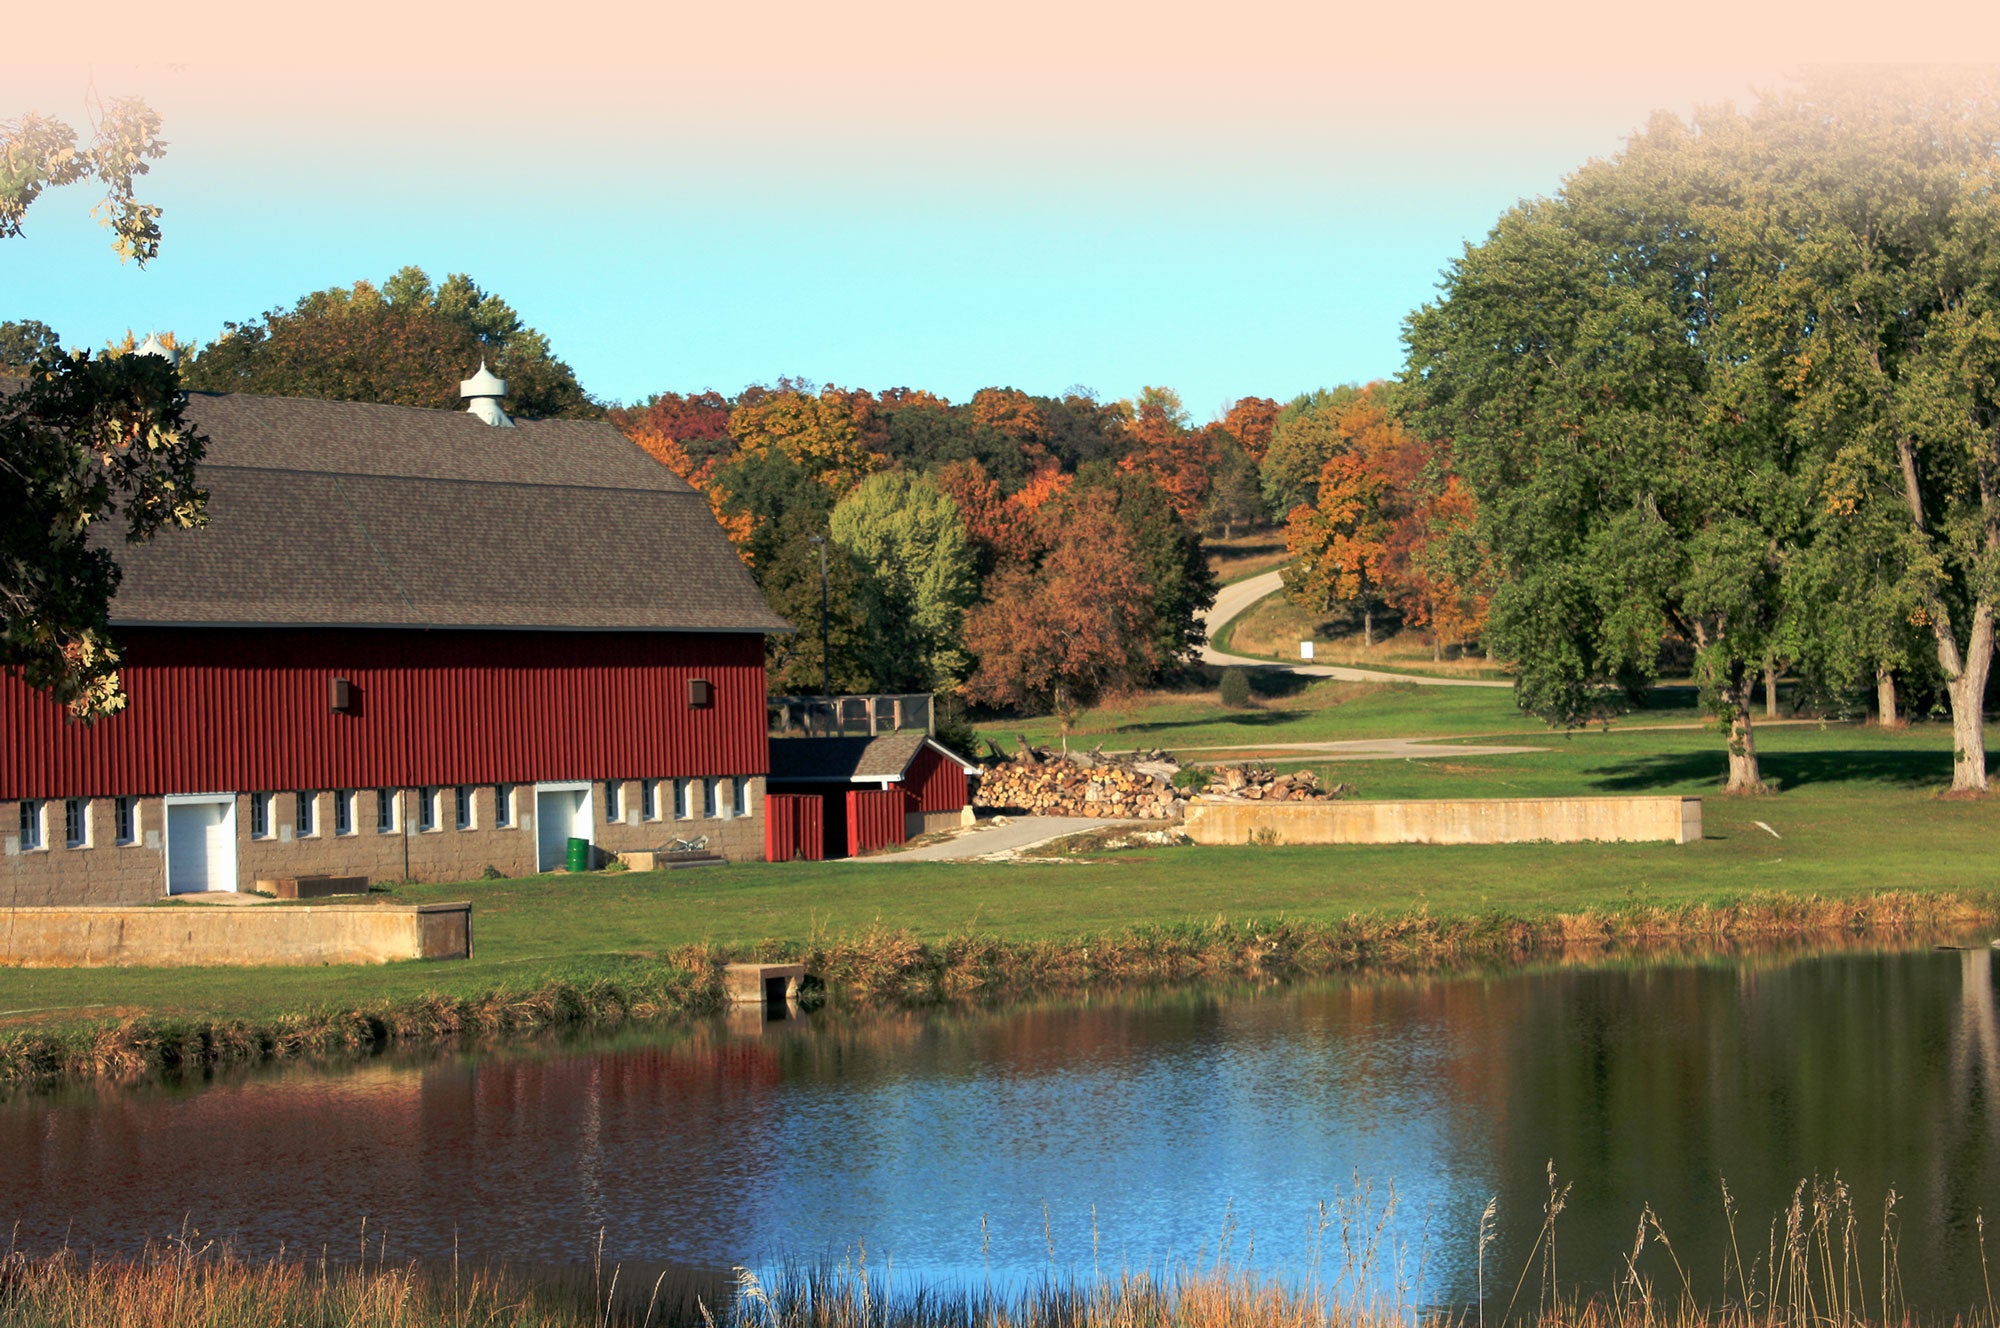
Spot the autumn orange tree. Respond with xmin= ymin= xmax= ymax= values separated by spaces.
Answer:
xmin=1116 ymin=386 xmax=1213 ymax=523
xmin=1284 ymin=451 xmax=1396 ymax=646
xmin=727 ymin=383 xmax=878 ymax=491
xmin=964 ymin=498 xmax=1157 ymax=745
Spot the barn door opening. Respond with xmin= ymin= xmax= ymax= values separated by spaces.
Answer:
xmin=165 ymin=794 xmax=238 ymax=895
xmin=534 ymin=782 xmax=593 ymax=872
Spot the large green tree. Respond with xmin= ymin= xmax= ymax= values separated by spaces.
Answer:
xmin=1405 ymin=114 xmax=1811 ymax=792
xmin=183 ymin=267 xmax=597 ymax=419
xmin=829 ymin=471 xmax=977 ymax=693
xmin=1704 ymin=71 xmax=2000 ymax=791
xmin=2 ymin=100 xmax=207 ymax=719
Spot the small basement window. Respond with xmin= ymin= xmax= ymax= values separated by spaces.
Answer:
xmin=335 ymin=790 xmax=355 ymax=836
xmin=676 ymin=778 xmax=695 ymax=820
xmin=249 ymin=792 xmax=272 ymax=840
xmin=642 ymin=779 xmax=659 ymax=821
xmin=418 ymin=787 xmax=439 ymax=833
xmin=733 ymin=778 xmax=751 ymax=818
xmin=19 ymin=800 xmax=45 ymax=850
xmin=495 ymin=784 xmax=514 ymax=828
xmin=605 ymin=780 xmax=622 ymax=823
xmin=702 ymin=778 xmax=719 ymax=819
xmin=455 ymin=786 xmax=473 ymax=831
xmin=64 ymin=798 xmax=88 ymax=849
xmin=376 ymin=789 xmax=396 ymax=834
xmin=115 ymin=796 xmax=138 ymax=846
xmin=295 ymin=791 xmax=316 ymax=838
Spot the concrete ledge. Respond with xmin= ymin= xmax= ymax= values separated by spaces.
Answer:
xmin=1184 ymin=796 xmax=1701 ymax=846
xmin=723 ymin=962 xmax=806 ymax=1004
xmin=0 ymin=901 xmax=473 ymax=968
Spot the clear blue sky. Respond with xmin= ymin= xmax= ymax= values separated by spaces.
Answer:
xmin=3 ymin=26 xmax=1866 ymax=418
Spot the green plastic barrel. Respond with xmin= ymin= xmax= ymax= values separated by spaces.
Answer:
xmin=565 ymin=836 xmax=590 ymax=873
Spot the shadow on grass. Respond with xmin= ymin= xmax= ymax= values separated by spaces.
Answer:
xmin=1589 ymin=747 xmax=1950 ymax=793
xmin=1110 ymin=709 xmax=1312 ymax=736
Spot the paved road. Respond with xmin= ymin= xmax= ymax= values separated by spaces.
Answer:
xmin=1202 ymin=570 xmax=1511 ymax=688
xmin=867 ymin=816 xmax=1149 ymax=862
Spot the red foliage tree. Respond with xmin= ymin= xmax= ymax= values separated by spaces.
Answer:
xmin=1220 ymin=396 xmax=1280 ymax=463
xmin=964 ymin=499 xmax=1157 ymax=742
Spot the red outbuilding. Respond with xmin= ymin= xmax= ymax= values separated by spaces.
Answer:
xmin=766 ymin=731 xmax=978 ymax=859
xmin=2 ymin=367 xmax=791 ymax=904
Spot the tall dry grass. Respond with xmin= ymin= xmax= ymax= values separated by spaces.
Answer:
xmin=2 ymin=890 xmax=1993 ymax=1093
xmin=0 ymin=1174 xmax=1988 ymax=1327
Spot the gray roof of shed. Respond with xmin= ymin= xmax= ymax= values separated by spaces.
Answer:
xmin=96 ymin=390 xmax=791 ymax=634
xmin=768 ymin=732 xmax=935 ymax=783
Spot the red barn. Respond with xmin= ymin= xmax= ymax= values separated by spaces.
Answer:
xmin=2 ymin=374 xmax=790 ymax=904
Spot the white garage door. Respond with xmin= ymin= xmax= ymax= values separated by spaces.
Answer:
xmin=166 ymin=796 xmax=237 ymax=894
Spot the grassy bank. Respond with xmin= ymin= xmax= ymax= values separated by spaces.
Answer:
xmin=2 ymin=888 xmax=1992 ymax=1089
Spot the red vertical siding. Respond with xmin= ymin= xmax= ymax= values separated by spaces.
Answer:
xmin=845 ymin=788 xmax=905 ymax=857
xmin=901 ymin=744 xmax=971 ymax=814
xmin=763 ymin=794 xmax=824 ymax=862
xmin=1 ymin=627 xmax=769 ymax=800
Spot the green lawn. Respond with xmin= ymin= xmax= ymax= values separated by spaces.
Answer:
xmin=976 ymin=673 xmax=1704 ymax=751
xmin=4 ymin=714 xmax=1998 ymax=1041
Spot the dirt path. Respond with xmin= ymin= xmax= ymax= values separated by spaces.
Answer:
xmin=1202 ymin=570 xmax=1511 ymax=688
xmin=864 ymin=816 xmax=1149 ymax=862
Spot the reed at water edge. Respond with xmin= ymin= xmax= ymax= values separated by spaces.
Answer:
xmin=2 ymin=888 xmax=1993 ymax=1090
xmin=0 ymin=1173 xmax=1989 ymax=1328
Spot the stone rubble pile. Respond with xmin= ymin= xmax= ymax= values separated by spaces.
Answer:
xmin=1196 ymin=765 xmax=1350 ymax=802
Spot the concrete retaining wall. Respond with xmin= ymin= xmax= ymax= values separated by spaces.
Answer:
xmin=1184 ymin=796 xmax=1701 ymax=846
xmin=0 ymin=901 xmax=472 ymax=968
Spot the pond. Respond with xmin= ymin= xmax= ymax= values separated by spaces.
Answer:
xmin=4 ymin=935 xmax=1998 ymax=1313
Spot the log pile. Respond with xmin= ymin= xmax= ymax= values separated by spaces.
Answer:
xmin=974 ymin=741 xmax=1188 ymax=819
xmin=1195 ymin=765 xmax=1350 ymax=803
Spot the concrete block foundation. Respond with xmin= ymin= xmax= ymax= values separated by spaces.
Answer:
xmin=1184 ymin=795 xmax=1701 ymax=846
xmin=0 ymin=901 xmax=473 ymax=967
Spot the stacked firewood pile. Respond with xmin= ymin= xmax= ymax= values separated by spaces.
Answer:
xmin=974 ymin=740 xmax=1187 ymax=819
xmin=1195 ymin=765 xmax=1350 ymax=802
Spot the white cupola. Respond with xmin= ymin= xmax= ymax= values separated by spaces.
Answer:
xmin=459 ymin=360 xmax=513 ymax=427
xmin=134 ymin=332 xmax=178 ymax=366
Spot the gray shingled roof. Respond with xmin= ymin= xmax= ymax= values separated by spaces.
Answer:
xmin=95 ymin=390 xmax=791 ymax=634
xmin=768 ymin=732 xmax=932 ymax=783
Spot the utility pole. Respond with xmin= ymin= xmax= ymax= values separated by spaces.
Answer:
xmin=810 ymin=535 xmax=830 ymax=700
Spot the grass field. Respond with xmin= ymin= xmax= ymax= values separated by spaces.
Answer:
xmin=975 ymin=672 xmax=1711 ymax=751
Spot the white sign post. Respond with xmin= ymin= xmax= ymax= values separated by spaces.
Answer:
xmin=1300 ymin=641 xmax=1315 ymax=661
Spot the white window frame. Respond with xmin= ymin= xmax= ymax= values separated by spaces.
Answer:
xmin=249 ymin=791 xmax=272 ymax=840
xmin=295 ymin=791 xmax=316 ymax=838
xmin=19 ymin=800 xmax=45 ymax=851
xmin=494 ymin=784 xmax=513 ymax=829
xmin=676 ymin=778 xmax=695 ymax=820
xmin=733 ymin=777 xmax=751 ymax=818
xmin=63 ymin=797 xmax=88 ymax=849
xmin=335 ymin=789 xmax=355 ymax=836
xmin=115 ymin=796 xmax=138 ymax=846
xmin=604 ymin=780 xmax=622 ymax=824
xmin=454 ymin=785 xmax=473 ymax=831
xmin=642 ymin=779 xmax=659 ymax=821
xmin=376 ymin=788 xmax=397 ymax=834
xmin=417 ymin=787 xmax=440 ymax=833
xmin=702 ymin=778 xmax=719 ymax=819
